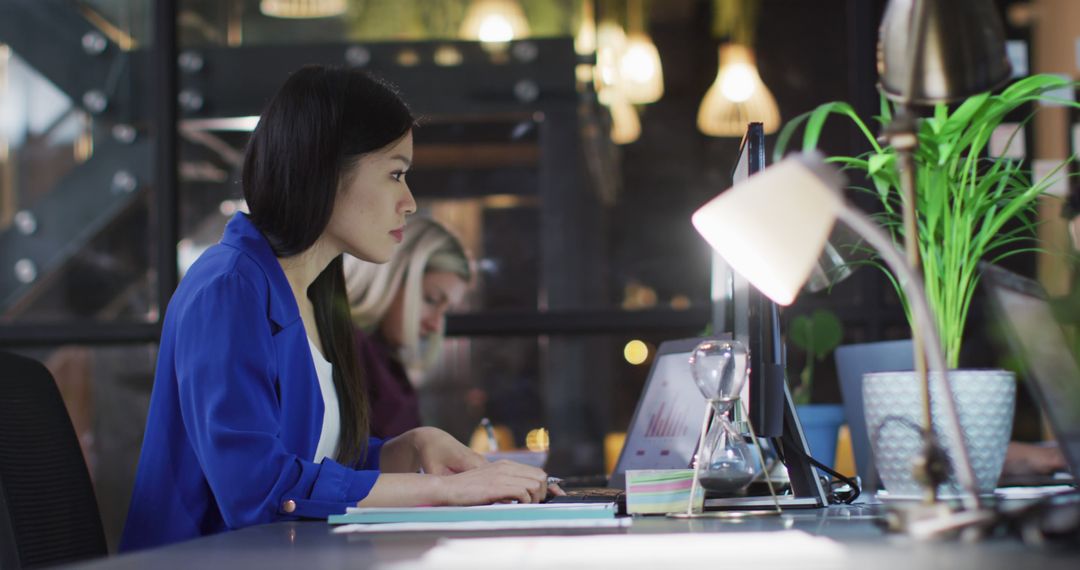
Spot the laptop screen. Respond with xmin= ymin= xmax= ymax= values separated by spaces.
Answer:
xmin=984 ymin=264 xmax=1080 ymax=475
xmin=609 ymin=338 xmax=711 ymax=488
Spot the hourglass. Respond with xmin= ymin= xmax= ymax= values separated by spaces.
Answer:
xmin=690 ymin=339 xmax=756 ymax=492
xmin=677 ymin=339 xmax=780 ymax=517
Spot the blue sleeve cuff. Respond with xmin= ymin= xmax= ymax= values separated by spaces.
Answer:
xmin=279 ymin=458 xmax=380 ymax=519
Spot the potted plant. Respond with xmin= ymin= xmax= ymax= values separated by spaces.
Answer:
xmin=788 ymin=308 xmax=845 ymax=469
xmin=775 ymin=74 xmax=1079 ymax=496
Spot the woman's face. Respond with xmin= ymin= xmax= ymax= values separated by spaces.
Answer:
xmin=323 ymin=131 xmax=416 ymax=263
xmin=380 ymin=270 xmax=469 ymax=349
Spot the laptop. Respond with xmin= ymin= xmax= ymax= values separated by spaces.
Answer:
xmin=982 ymin=262 xmax=1080 ymax=484
xmin=548 ymin=338 xmax=714 ymax=503
xmin=550 ymin=336 xmax=828 ymax=508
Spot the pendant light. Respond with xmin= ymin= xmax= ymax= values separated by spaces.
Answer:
xmin=575 ymin=0 xmax=597 ymax=56
xmin=697 ymin=43 xmax=780 ymax=136
xmin=594 ymin=19 xmax=627 ymax=99
xmin=594 ymin=18 xmax=640 ymax=145
xmin=619 ymin=0 xmax=663 ymax=104
xmin=460 ymin=0 xmax=531 ymax=44
xmin=608 ymin=93 xmax=642 ymax=145
xmin=259 ymin=0 xmax=345 ymax=19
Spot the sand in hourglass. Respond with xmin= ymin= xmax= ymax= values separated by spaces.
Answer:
xmin=698 ymin=466 xmax=755 ymax=494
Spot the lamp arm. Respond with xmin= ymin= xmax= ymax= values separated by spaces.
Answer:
xmin=834 ymin=201 xmax=982 ymax=513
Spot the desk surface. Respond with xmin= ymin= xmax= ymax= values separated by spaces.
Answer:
xmin=70 ymin=505 xmax=1080 ymax=569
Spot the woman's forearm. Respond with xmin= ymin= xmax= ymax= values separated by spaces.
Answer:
xmin=357 ymin=472 xmax=447 ymax=507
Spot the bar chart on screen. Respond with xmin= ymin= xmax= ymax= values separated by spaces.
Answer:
xmin=643 ymin=397 xmax=691 ymax=439
xmin=616 ymin=347 xmax=708 ymax=472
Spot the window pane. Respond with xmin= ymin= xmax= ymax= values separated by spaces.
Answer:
xmin=0 ymin=1 xmax=158 ymax=324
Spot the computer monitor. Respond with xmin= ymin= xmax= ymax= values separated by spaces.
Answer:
xmin=710 ymin=122 xmax=785 ymax=437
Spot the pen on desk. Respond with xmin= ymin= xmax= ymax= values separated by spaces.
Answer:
xmin=546 ymin=477 xmax=567 ymax=497
xmin=480 ymin=417 xmax=499 ymax=453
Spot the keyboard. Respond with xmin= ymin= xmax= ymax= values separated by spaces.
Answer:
xmin=544 ymin=486 xmax=626 ymax=515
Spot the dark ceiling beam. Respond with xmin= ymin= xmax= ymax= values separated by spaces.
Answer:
xmin=176 ymin=39 xmax=579 ymax=118
xmin=414 ymin=143 xmax=539 ymax=168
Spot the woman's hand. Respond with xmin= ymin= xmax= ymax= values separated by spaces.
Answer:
xmin=1003 ymin=441 xmax=1067 ymax=476
xmin=410 ymin=427 xmax=487 ymax=475
xmin=379 ymin=426 xmax=483 ymax=474
xmin=372 ymin=427 xmax=563 ymax=505
xmin=359 ymin=459 xmax=557 ymax=507
xmin=439 ymin=460 xmax=550 ymax=505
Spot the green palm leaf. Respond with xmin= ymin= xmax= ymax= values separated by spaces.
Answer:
xmin=775 ymin=74 xmax=1080 ymax=367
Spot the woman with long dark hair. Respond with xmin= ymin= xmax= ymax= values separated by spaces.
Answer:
xmin=122 ymin=66 xmax=552 ymax=551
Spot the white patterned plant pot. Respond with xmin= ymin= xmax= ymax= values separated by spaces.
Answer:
xmin=862 ymin=370 xmax=1015 ymax=497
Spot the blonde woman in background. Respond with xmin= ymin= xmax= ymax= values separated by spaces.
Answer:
xmin=344 ymin=217 xmax=472 ymax=438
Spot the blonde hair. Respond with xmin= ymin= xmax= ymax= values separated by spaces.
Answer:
xmin=344 ymin=217 xmax=471 ymax=380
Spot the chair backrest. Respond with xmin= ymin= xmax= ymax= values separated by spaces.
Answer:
xmin=0 ymin=351 xmax=106 ymax=568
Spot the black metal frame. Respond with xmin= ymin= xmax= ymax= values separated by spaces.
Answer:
xmin=157 ymin=0 xmax=180 ymax=329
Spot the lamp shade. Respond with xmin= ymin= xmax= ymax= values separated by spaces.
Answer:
xmin=691 ymin=153 xmax=845 ymax=305
xmin=697 ymin=44 xmax=780 ymax=137
xmin=878 ymin=0 xmax=1011 ymax=104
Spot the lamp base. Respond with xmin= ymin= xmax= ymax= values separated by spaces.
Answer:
xmin=882 ymin=501 xmax=996 ymax=541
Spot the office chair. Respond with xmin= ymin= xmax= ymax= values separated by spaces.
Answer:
xmin=0 ymin=351 xmax=107 ymax=568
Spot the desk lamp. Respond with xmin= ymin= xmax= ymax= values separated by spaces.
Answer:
xmin=873 ymin=0 xmax=1010 ymax=524
xmin=692 ymin=152 xmax=992 ymax=538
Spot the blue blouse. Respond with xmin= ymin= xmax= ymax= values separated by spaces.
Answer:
xmin=121 ymin=214 xmax=384 ymax=552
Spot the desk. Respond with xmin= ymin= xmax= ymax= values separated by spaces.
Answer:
xmin=70 ymin=505 xmax=1079 ymax=569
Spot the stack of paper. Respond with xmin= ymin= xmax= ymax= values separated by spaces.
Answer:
xmin=329 ymin=503 xmax=629 ymax=533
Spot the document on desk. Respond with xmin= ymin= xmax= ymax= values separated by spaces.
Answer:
xmin=328 ymin=502 xmax=617 ymax=525
xmin=333 ymin=517 xmax=631 ymax=534
xmin=378 ymin=531 xmax=846 ymax=570
xmin=994 ymin=485 xmax=1076 ymax=501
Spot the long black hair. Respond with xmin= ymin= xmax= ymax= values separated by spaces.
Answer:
xmin=242 ymin=65 xmax=414 ymax=465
